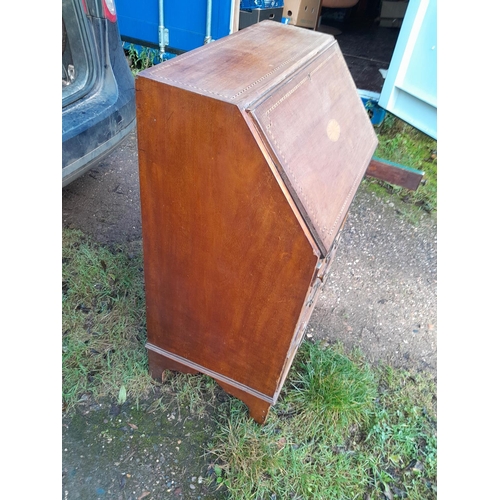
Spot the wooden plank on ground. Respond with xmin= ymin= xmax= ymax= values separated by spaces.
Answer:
xmin=366 ymin=156 xmax=424 ymax=191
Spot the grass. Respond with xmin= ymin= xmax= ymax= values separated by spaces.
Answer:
xmin=209 ymin=342 xmax=436 ymax=499
xmin=62 ymin=229 xmax=219 ymax=416
xmin=62 ymin=229 xmax=152 ymax=409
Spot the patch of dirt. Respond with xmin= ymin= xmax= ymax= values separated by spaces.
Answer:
xmin=62 ymin=390 xmax=227 ymax=500
xmin=62 ymin=130 xmax=143 ymax=245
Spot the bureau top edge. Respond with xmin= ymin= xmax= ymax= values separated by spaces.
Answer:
xmin=136 ymin=21 xmax=337 ymax=108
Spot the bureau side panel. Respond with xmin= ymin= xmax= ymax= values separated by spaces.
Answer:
xmin=136 ymin=77 xmax=318 ymax=398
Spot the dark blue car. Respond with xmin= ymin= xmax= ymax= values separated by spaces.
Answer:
xmin=62 ymin=0 xmax=136 ymax=187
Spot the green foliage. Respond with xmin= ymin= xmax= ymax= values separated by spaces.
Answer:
xmin=62 ymin=229 xmax=151 ymax=409
xmin=125 ymin=43 xmax=161 ymax=75
xmin=366 ymin=367 xmax=437 ymax=498
xmin=209 ymin=341 xmax=437 ymax=500
xmin=285 ymin=341 xmax=377 ymax=433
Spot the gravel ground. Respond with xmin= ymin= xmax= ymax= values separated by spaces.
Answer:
xmin=308 ymin=187 xmax=437 ymax=375
xmin=62 ymin=129 xmax=437 ymax=499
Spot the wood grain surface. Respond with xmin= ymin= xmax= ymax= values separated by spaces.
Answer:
xmin=136 ymin=21 xmax=377 ymax=423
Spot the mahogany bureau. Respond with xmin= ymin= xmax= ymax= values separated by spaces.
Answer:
xmin=135 ymin=20 xmax=378 ymax=424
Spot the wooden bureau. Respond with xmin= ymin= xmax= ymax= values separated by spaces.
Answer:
xmin=135 ymin=21 xmax=378 ymax=424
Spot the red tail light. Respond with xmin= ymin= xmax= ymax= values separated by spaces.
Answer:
xmin=102 ymin=0 xmax=117 ymax=22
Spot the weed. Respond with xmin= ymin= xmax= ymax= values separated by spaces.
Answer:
xmin=125 ymin=43 xmax=161 ymax=75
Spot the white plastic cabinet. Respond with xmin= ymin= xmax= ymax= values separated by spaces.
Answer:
xmin=379 ymin=0 xmax=437 ymax=139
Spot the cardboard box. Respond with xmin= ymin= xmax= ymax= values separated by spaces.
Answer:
xmin=283 ymin=0 xmax=322 ymax=29
xmin=379 ymin=1 xmax=408 ymax=27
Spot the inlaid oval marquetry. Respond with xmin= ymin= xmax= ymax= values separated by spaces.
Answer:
xmin=327 ymin=118 xmax=341 ymax=142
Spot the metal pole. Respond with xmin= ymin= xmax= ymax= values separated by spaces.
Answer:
xmin=159 ymin=0 xmax=166 ymax=55
xmin=204 ymin=0 xmax=213 ymax=44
